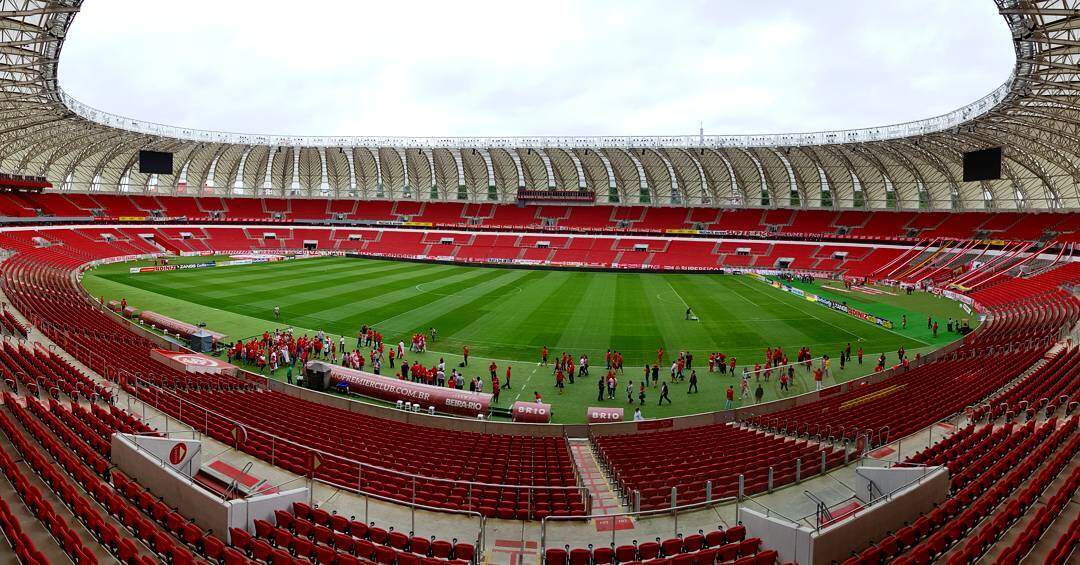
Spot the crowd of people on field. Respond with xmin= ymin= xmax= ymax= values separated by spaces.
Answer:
xmin=223 ymin=291 xmax=960 ymax=420
xmin=226 ymin=319 xmax=874 ymax=415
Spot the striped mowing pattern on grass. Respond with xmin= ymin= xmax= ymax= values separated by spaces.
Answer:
xmin=89 ymin=256 xmax=926 ymax=362
xmin=83 ymin=256 xmax=970 ymax=423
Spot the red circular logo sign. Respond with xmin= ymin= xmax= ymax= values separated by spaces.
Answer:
xmin=169 ymin=442 xmax=188 ymax=466
xmin=176 ymin=355 xmax=219 ymax=367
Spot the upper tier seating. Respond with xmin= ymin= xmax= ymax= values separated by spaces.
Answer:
xmin=5 ymin=193 xmax=1078 ymax=243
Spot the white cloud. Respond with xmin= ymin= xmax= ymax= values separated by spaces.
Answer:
xmin=58 ymin=0 xmax=1014 ymax=137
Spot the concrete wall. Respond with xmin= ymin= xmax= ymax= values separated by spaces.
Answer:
xmin=811 ymin=467 xmax=949 ymax=564
xmin=112 ymin=433 xmax=231 ymax=536
xmin=227 ymin=488 xmax=309 ymax=535
xmin=853 ymin=465 xmax=944 ymax=504
xmin=738 ymin=507 xmax=813 ymax=565
xmin=123 ymin=434 xmax=203 ymax=478
xmin=113 ymin=433 xmax=310 ymax=543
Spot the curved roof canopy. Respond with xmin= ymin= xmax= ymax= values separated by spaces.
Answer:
xmin=0 ymin=0 xmax=1078 ymax=210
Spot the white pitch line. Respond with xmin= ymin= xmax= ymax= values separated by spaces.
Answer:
xmin=734 ymin=275 xmax=931 ymax=346
xmin=513 ymin=363 xmax=544 ymax=402
xmin=728 ymin=275 xmax=865 ymax=341
xmin=664 ymin=278 xmax=691 ymax=310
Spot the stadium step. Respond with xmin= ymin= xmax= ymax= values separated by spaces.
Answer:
xmin=1022 ymin=471 xmax=1080 ymax=563
xmin=959 ymin=457 xmax=1080 ymax=562
xmin=567 ymin=438 xmax=633 ymax=531
xmin=977 ymin=341 xmax=1066 ymax=423
xmin=0 ymin=418 xmax=105 ymax=563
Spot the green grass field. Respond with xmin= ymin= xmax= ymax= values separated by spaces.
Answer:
xmin=82 ymin=255 xmax=974 ymax=423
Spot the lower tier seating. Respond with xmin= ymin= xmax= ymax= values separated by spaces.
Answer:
xmin=842 ymin=417 xmax=1077 ymax=564
xmin=594 ymin=425 xmax=845 ymax=510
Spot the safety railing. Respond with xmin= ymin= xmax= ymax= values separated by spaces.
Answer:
xmin=121 ymin=373 xmax=591 ymax=522
xmin=801 ymin=464 xmax=947 ymax=532
xmin=540 ymin=494 xmax=737 ymax=561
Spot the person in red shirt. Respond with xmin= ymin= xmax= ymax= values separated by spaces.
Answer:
xmin=724 ymin=385 xmax=734 ymax=410
xmin=657 ymin=347 xmax=664 ymax=366
xmin=814 ymin=368 xmax=823 ymax=390
xmin=491 ymin=375 xmax=500 ymax=402
xmin=489 ymin=361 xmax=497 ymax=379
xmin=708 ymin=353 xmax=716 ymax=372
xmin=729 ymin=356 xmax=736 ymax=373
xmin=541 ymin=346 xmax=549 ymax=365
xmin=462 ymin=345 xmax=469 ymax=366
xmin=504 ymin=365 xmax=512 ymax=390
xmin=555 ymin=369 xmax=565 ymax=394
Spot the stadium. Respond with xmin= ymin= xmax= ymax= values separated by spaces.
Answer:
xmin=0 ymin=0 xmax=1077 ymax=564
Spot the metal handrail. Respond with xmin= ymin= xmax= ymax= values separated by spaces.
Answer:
xmin=129 ymin=376 xmax=589 ymax=509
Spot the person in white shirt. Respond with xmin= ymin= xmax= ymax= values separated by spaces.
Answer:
xmin=633 ymin=408 xmax=644 ymax=421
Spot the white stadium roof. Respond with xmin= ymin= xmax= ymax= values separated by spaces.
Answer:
xmin=0 ymin=0 xmax=1078 ymax=209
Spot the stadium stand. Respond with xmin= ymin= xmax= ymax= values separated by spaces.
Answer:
xmin=842 ymin=417 xmax=1078 ymax=564
xmin=147 ymin=387 xmax=586 ymax=519
xmin=2 ymin=1 xmax=1080 ymax=561
xmin=544 ymin=524 xmax=774 ymax=565
xmin=6 ymin=193 xmax=1080 ymax=244
xmin=594 ymin=425 xmax=846 ymax=510
xmin=0 ymin=218 xmax=1074 ymax=563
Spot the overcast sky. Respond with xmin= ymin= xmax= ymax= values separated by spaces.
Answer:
xmin=59 ymin=0 xmax=1014 ymax=138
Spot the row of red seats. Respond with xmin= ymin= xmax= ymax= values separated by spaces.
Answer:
xmin=546 ymin=525 xmax=758 ymax=565
xmin=236 ymin=502 xmax=475 ymax=564
xmin=971 ymin=346 xmax=1080 ymax=422
xmin=902 ymin=424 xmax=1008 ymax=473
xmin=283 ymin=501 xmax=475 ymax=562
xmin=0 ymin=403 xmax=117 ymax=564
xmin=1040 ymin=508 xmax=1079 ymax=565
xmin=140 ymin=387 xmax=584 ymax=519
xmin=4 ymin=392 xmax=242 ymax=564
xmin=2 ymin=219 xmax=1069 ymax=285
xmin=0 ymin=309 xmax=27 ymax=337
xmin=843 ymin=417 xmax=1075 ymax=564
xmin=0 ymin=342 xmax=113 ymax=404
xmin=0 ymin=496 xmax=49 ymax=564
xmin=12 ymin=193 xmax=1079 ymax=243
xmin=749 ymin=349 xmax=1042 ymax=444
xmin=594 ymin=425 xmax=844 ymax=510
xmin=95 ymin=401 xmax=158 ymax=436
xmin=179 ymin=226 xmax=868 ymax=273
xmin=954 ymin=439 xmax=1079 ymax=564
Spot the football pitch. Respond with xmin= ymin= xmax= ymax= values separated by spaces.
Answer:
xmin=82 ymin=255 xmax=974 ymax=423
